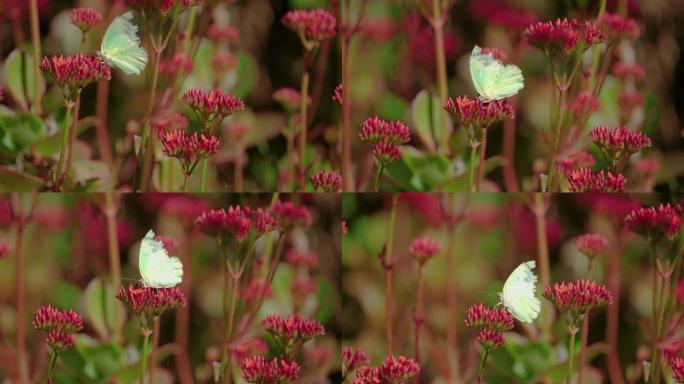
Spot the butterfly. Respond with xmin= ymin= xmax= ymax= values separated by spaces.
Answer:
xmin=498 ymin=261 xmax=540 ymax=323
xmin=138 ymin=230 xmax=183 ymax=288
xmin=469 ymin=45 xmax=524 ymax=101
xmin=99 ymin=12 xmax=148 ymax=75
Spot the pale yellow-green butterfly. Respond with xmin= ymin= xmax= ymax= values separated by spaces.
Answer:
xmin=469 ymin=45 xmax=524 ymax=101
xmin=498 ymin=261 xmax=540 ymax=323
xmin=99 ymin=12 xmax=148 ymax=75
xmin=138 ymin=230 xmax=183 ymax=288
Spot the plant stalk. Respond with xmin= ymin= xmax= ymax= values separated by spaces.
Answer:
xmin=29 ymin=0 xmax=42 ymax=115
xmin=605 ymin=232 xmax=625 ymax=384
xmin=445 ymin=217 xmax=461 ymax=382
xmin=46 ymin=351 xmax=57 ymax=381
xmin=137 ymin=46 xmax=162 ymax=191
xmin=104 ymin=192 xmax=122 ymax=343
xmin=340 ymin=0 xmax=353 ymax=191
xmin=468 ymin=142 xmax=478 ymax=193
xmin=373 ymin=163 xmax=384 ymax=192
xmin=298 ymin=71 xmax=310 ymax=191
xmin=413 ymin=265 xmax=426 ymax=384
xmin=55 ymin=102 xmax=75 ymax=187
xmin=476 ymin=128 xmax=487 ymax=192
xmin=385 ymin=194 xmax=399 ymax=356
xmin=431 ymin=0 xmax=450 ymax=155
xmin=148 ymin=318 xmax=160 ymax=384
xmin=14 ymin=205 xmax=28 ymax=383
xmin=567 ymin=327 xmax=578 ymax=384
xmin=234 ymin=146 xmax=243 ymax=192
xmin=533 ymin=193 xmax=552 ymax=342
xmin=64 ymin=91 xmax=81 ymax=187
xmin=477 ymin=349 xmax=489 ymax=383
xmin=139 ymin=327 xmax=151 ymax=384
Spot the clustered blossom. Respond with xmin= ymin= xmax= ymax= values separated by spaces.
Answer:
xmin=0 ymin=242 xmax=10 ymax=258
xmin=116 ymin=284 xmax=187 ymax=322
xmin=408 ymin=236 xmax=441 ymax=265
xmin=239 ymin=356 xmax=300 ymax=384
xmin=333 ymin=84 xmax=343 ymax=105
xmin=182 ymin=88 xmax=245 ymax=126
xmin=560 ymin=150 xmax=596 ymax=176
xmin=444 ymin=96 xmax=514 ymax=137
xmin=618 ymin=90 xmax=644 ymax=111
xmin=612 ymin=62 xmax=645 ymax=80
xmin=207 ymin=24 xmax=241 ymax=44
xmin=589 ymin=126 xmax=651 ymax=159
xmin=212 ymin=51 xmax=237 ymax=72
xmin=625 ymin=204 xmax=683 ymax=241
xmin=353 ymin=356 xmax=420 ymax=384
xmin=272 ymin=200 xmax=312 ymax=229
xmin=343 ymin=347 xmax=369 ymax=378
xmin=567 ymin=91 xmax=600 ymax=116
xmin=230 ymin=338 xmax=269 ymax=361
xmin=285 ymin=249 xmax=319 ymax=268
xmin=359 ymin=117 xmax=411 ymax=165
xmin=670 ymin=356 xmax=684 ymax=383
xmin=161 ymin=130 xmax=219 ymax=175
xmin=273 ymin=87 xmax=310 ymax=113
xmin=311 ymin=170 xmax=342 ymax=192
xmin=465 ymin=304 xmax=514 ymax=350
xmin=600 ymin=12 xmax=639 ymax=40
xmin=240 ymin=280 xmax=271 ymax=303
xmin=159 ymin=53 xmax=193 ymax=77
xmin=152 ymin=110 xmax=189 ymax=137
xmin=470 ymin=0 xmax=538 ymax=32
xmin=262 ymin=314 xmax=325 ymax=350
xmin=69 ymin=8 xmax=102 ymax=32
xmin=33 ymin=305 xmax=84 ymax=354
xmin=524 ymin=18 xmax=603 ymax=54
xmin=282 ymin=9 xmax=337 ymax=44
xmin=567 ymin=168 xmax=626 ymax=192
xmin=40 ymin=54 xmax=111 ymax=99
xmin=125 ymin=0 xmax=202 ymax=15
xmin=576 ymin=233 xmax=609 ymax=259
xmin=196 ymin=206 xmax=275 ymax=241
xmin=544 ymin=279 xmax=612 ymax=319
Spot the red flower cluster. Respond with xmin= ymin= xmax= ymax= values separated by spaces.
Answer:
xmin=161 ymin=130 xmax=218 ymax=175
xmin=359 ymin=117 xmax=411 ymax=165
xmin=408 ymin=236 xmax=441 ymax=265
xmin=618 ymin=90 xmax=644 ymax=111
xmin=196 ymin=206 xmax=274 ymax=241
xmin=239 ymin=356 xmax=300 ymax=384
xmin=0 ymin=242 xmax=10 ymax=258
xmin=625 ymin=204 xmax=683 ymax=241
xmin=524 ymin=18 xmax=603 ymax=53
xmin=600 ymin=12 xmax=639 ymax=40
xmin=182 ymin=88 xmax=245 ymax=125
xmin=544 ymin=279 xmax=612 ymax=317
xmin=353 ymin=356 xmax=420 ymax=384
xmin=116 ymin=284 xmax=187 ymax=321
xmin=567 ymin=91 xmax=600 ymax=116
xmin=212 ymin=51 xmax=237 ymax=73
xmin=230 ymin=337 xmax=269 ymax=361
xmin=273 ymin=87 xmax=309 ymax=113
xmin=69 ymin=8 xmax=102 ymax=32
xmin=612 ymin=62 xmax=645 ymax=80
xmin=567 ymin=168 xmax=626 ymax=192
xmin=40 ymin=54 xmax=111 ymax=99
xmin=444 ymin=96 xmax=514 ymax=130
xmin=125 ymin=0 xmax=200 ymax=15
xmin=240 ymin=280 xmax=271 ymax=303
xmin=285 ymin=249 xmax=319 ymax=268
xmin=470 ymin=0 xmax=538 ymax=32
xmin=576 ymin=233 xmax=609 ymax=258
xmin=159 ymin=53 xmax=193 ymax=77
xmin=333 ymin=84 xmax=343 ymax=105
xmin=282 ymin=9 xmax=337 ymax=43
xmin=560 ymin=150 xmax=596 ymax=176
xmin=311 ymin=170 xmax=342 ymax=192
xmin=272 ymin=200 xmax=312 ymax=229
xmin=670 ymin=356 xmax=684 ymax=383
xmin=207 ymin=24 xmax=240 ymax=44
xmin=465 ymin=304 xmax=514 ymax=350
xmin=152 ymin=110 xmax=189 ymax=137
xmin=342 ymin=347 xmax=369 ymax=378
xmin=262 ymin=314 xmax=325 ymax=347
xmin=589 ymin=126 xmax=651 ymax=157
xmin=33 ymin=305 xmax=84 ymax=354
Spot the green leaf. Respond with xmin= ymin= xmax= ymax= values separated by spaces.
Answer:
xmin=33 ymin=116 xmax=99 ymax=156
xmin=233 ymin=52 xmax=258 ymax=99
xmin=411 ymin=90 xmax=452 ymax=154
xmin=0 ymin=166 xmax=45 ymax=192
xmin=83 ymin=278 xmax=126 ymax=342
xmin=487 ymin=334 xmax=554 ymax=382
xmin=2 ymin=48 xmax=45 ymax=110
xmin=377 ymin=92 xmax=409 ymax=121
xmin=0 ymin=112 xmax=45 ymax=155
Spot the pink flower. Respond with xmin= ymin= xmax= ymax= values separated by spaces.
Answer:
xmin=285 ymin=249 xmax=319 ymax=268
xmin=480 ymin=47 xmax=508 ymax=61
xmin=560 ymin=150 xmax=596 ymax=176
xmin=359 ymin=117 xmax=411 ymax=145
xmin=524 ymin=18 xmax=603 ymax=53
xmin=406 ymin=20 xmax=459 ymax=70
xmin=240 ymin=280 xmax=271 ymax=303
xmin=444 ymin=96 xmax=514 ymax=128
xmin=408 ymin=236 xmax=441 ymax=265
xmin=69 ymin=8 xmax=102 ymax=32
xmin=305 ymin=345 xmax=332 ymax=365
xmin=544 ymin=279 xmax=613 ymax=316
xmin=311 ymin=170 xmax=342 ymax=192
xmin=152 ymin=110 xmax=189 ymax=137
xmin=371 ymin=141 xmax=401 ymax=164
xmin=273 ymin=87 xmax=309 ymax=113
xmin=470 ymin=0 xmax=538 ymax=32
xmin=158 ymin=195 xmax=212 ymax=224
xmin=282 ymin=9 xmax=336 ymax=43
xmin=589 ymin=126 xmax=651 ymax=156
xmin=465 ymin=304 xmax=515 ymax=332
xmin=116 ymin=284 xmax=187 ymax=320
xmin=161 ymin=130 xmax=219 ymax=175
xmin=292 ymin=275 xmax=317 ymax=297
xmin=567 ymin=168 xmax=626 ymax=192
xmin=0 ymin=242 xmax=9 ymax=258
xmin=195 ymin=206 xmax=252 ymax=240
xmin=272 ymin=200 xmax=312 ymax=228
xmin=477 ymin=329 xmax=505 ymax=350
xmin=633 ymin=157 xmax=660 ymax=178
xmin=33 ymin=305 xmax=84 ymax=334
xmin=332 ymin=83 xmax=343 ymax=105
xmin=212 ymin=52 xmax=237 ymax=72
xmin=625 ymin=204 xmax=683 ymax=241
xmin=240 ymin=356 xmax=300 ymax=383
xmin=567 ymin=91 xmax=600 ymax=115
xmin=262 ymin=314 xmax=325 ymax=347
xmin=669 ymin=356 xmax=684 ymax=383
xmin=159 ymin=53 xmax=193 ymax=77
xmin=183 ymin=88 xmax=244 ymax=124
xmin=230 ymin=338 xmax=269 ymax=361
xmin=41 ymin=54 xmax=111 ymax=98
xmin=600 ymin=12 xmax=639 ymax=40
xmin=206 ymin=24 xmax=240 ymax=43
xmin=618 ymin=90 xmax=644 ymax=111
xmin=154 ymin=235 xmax=180 ymax=254
xmin=612 ymin=62 xmax=645 ymax=80
xmin=125 ymin=0 xmax=195 ymax=14
xmin=46 ymin=330 xmax=74 ymax=354
xmin=353 ymin=356 xmax=420 ymax=384
xmin=575 ymin=233 xmax=609 ymax=258
xmin=342 ymin=347 xmax=369 ymax=378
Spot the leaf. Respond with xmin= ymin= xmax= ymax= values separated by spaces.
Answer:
xmin=2 ymin=48 xmax=45 ymax=110
xmin=0 ymin=112 xmax=45 ymax=155
xmin=411 ymin=90 xmax=452 ymax=154
xmin=377 ymin=92 xmax=409 ymax=121
xmin=33 ymin=116 xmax=100 ymax=156
xmin=233 ymin=51 xmax=258 ymax=99
xmin=0 ymin=166 xmax=45 ymax=192
xmin=83 ymin=278 xmax=126 ymax=342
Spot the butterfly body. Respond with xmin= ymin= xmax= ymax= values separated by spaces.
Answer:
xmin=99 ymin=12 xmax=148 ymax=75
xmin=139 ymin=230 xmax=183 ymax=288
xmin=469 ymin=45 xmax=524 ymax=101
xmin=499 ymin=261 xmax=540 ymax=323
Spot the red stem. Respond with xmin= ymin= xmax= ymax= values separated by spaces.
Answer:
xmin=445 ymin=219 xmax=461 ymax=381
xmin=175 ymin=236 xmax=194 ymax=384
xmin=95 ymin=80 xmax=114 ymax=172
xmin=605 ymin=230 xmax=625 ymax=384
xmin=148 ymin=317 xmax=161 ymax=384
xmin=341 ymin=31 xmax=352 ymax=191
xmin=413 ymin=265 xmax=425 ymax=384
xmin=14 ymin=209 xmax=27 ymax=382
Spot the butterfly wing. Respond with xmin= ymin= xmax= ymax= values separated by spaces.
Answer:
xmin=469 ymin=45 xmax=524 ymax=101
xmin=501 ymin=261 xmax=541 ymax=323
xmin=100 ymin=12 xmax=148 ymax=75
xmin=139 ymin=230 xmax=183 ymax=288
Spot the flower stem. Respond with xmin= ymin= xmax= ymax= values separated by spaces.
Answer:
xmin=198 ymin=158 xmax=209 ymax=192
xmin=46 ymin=351 xmax=57 ymax=381
xmin=13 ymin=197 xmax=28 ymax=383
xmin=476 ymin=128 xmax=488 ymax=192
xmin=298 ymin=71 xmax=310 ymax=191
xmin=477 ymin=348 xmax=489 ymax=383
xmin=137 ymin=46 xmax=162 ymax=191
xmin=578 ymin=312 xmax=590 ymax=384
xmin=373 ymin=163 xmax=384 ymax=192
xmin=431 ymin=0 xmax=450 ymax=155
xmin=413 ymin=265 xmax=425 ymax=384
xmin=234 ymin=146 xmax=243 ymax=192
xmin=221 ymin=273 xmax=240 ymax=384
xmin=340 ymin=0 xmax=352 ymax=191
xmin=468 ymin=142 xmax=478 ymax=193
xmin=533 ymin=193 xmax=552 ymax=343
xmin=649 ymin=243 xmax=660 ymax=383
xmin=286 ymin=134 xmax=295 ymax=191
xmin=139 ymin=327 xmax=151 ymax=384
xmin=148 ymin=318 xmax=160 ymax=384
xmin=29 ymin=0 xmax=42 ymax=115
xmin=445 ymin=210 xmax=461 ymax=382
xmin=104 ymin=192 xmax=122 ymax=343
xmin=55 ymin=102 xmax=74 ymax=187
xmin=605 ymin=232 xmax=625 ymax=384
xmin=385 ymin=194 xmax=399 ymax=356
xmin=175 ymin=236 xmax=193 ymax=384
xmin=567 ymin=327 xmax=578 ymax=384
